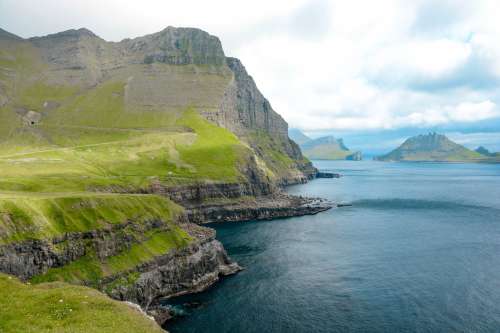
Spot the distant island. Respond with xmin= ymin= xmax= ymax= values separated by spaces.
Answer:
xmin=289 ymin=129 xmax=362 ymax=160
xmin=375 ymin=132 xmax=500 ymax=163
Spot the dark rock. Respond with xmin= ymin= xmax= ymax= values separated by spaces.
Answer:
xmin=316 ymin=172 xmax=341 ymax=178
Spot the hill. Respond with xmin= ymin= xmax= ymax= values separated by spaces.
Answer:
xmin=289 ymin=129 xmax=362 ymax=160
xmin=375 ymin=133 xmax=496 ymax=162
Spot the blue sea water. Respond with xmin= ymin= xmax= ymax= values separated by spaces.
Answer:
xmin=166 ymin=161 xmax=500 ymax=333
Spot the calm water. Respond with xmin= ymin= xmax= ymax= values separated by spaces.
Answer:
xmin=166 ymin=161 xmax=500 ymax=333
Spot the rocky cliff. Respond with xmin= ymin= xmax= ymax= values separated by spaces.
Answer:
xmin=0 ymin=26 xmax=328 ymax=330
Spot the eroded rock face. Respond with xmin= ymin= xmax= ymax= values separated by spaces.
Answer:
xmin=123 ymin=27 xmax=226 ymax=66
xmin=108 ymin=233 xmax=240 ymax=307
xmin=150 ymin=180 xmax=273 ymax=204
xmin=184 ymin=194 xmax=333 ymax=224
xmin=0 ymin=218 xmax=240 ymax=314
xmin=0 ymin=219 xmax=167 ymax=280
xmin=223 ymin=57 xmax=288 ymax=139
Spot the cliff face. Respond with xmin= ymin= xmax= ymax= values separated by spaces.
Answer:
xmin=0 ymin=211 xmax=240 ymax=325
xmin=0 ymin=26 xmax=326 ymax=330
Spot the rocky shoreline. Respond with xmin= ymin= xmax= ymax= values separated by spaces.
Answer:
xmin=184 ymin=193 xmax=332 ymax=224
xmin=0 ymin=180 xmax=333 ymax=329
xmin=144 ymin=183 xmax=333 ymax=326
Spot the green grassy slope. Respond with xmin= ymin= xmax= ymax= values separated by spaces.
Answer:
xmin=0 ymin=193 xmax=183 ymax=245
xmin=0 ymin=274 xmax=164 ymax=333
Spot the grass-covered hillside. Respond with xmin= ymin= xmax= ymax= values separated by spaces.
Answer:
xmin=0 ymin=274 xmax=164 ymax=333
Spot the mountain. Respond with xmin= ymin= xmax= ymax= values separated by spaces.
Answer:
xmin=375 ymin=133 xmax=493 ymax=162
xmin=289 ymin=129 xmax=362 ymax=160
xmin=0 ymin=26 xmax=330 ymax=330
xmin=475 ymin=146 xmax=499 ymax=157
xmin=289 ymin=128 xmax=311 ymax=145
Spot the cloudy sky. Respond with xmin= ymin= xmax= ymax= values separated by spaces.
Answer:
xmin=2 ymin=0 xmax=500 ymax=154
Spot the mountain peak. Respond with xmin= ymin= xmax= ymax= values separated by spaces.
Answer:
xmin=122 ymin=26 xmax=226 ymax=66
xmin=30 ymin=28 xmax=100 ymax=41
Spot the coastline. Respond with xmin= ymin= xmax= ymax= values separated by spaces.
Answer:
xmin=0 ymin=177 xmax=334 ymax=329
xmin=148 ymin=179 xmax=333 ymax=326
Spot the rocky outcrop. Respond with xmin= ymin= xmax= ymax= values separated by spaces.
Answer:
xmin=223 ymin=57 xmax=288 ymax=139
xmin=316 ymin=172 xmax=341 ymax=178
xmin=0 ymin=218 xmax=180 ymax=280
xmin=107 ymin=225 xmax=240 ymax=307
xmin=123 ymin=27 xmax=226 ymax=66
xmin=150 ymin=181 xmax=273 ymax=204
xmin=183 ymin=194 xmax=332 ymax=224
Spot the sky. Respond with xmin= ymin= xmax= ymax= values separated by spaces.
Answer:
xmin=1 ymin=0 xmax=500 ymax=154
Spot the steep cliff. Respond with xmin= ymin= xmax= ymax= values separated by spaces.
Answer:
xmin=0 ymin=26 xmax=327 ymax=329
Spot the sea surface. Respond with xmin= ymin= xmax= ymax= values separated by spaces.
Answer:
xmin=166 ymin=160 xmax=500 ymax=333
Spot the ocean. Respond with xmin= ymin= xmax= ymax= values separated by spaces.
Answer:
xmin=166 ymin=160 xmax=500 ymax=333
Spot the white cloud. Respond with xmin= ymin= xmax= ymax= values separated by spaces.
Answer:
xmin=367 ymin=39 xmax=472 ymax=83
xmin=449 ymin=101 xmax=498 ymax=122
xmin=447 ymin=131 xmax=500 ymax=151
xmin=2 ymin=0 xmax=500 ymax=137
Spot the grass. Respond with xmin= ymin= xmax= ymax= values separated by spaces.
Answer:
xmin=106 ymin=229 xmax=191 ymax=273
xmin=247 ymin=130 xmax=297 ymax=180
xmin=0 ymin=193 xmax=183 ymax=245
xmin=0 ymin=80 xmax=252 ymax=192
xmin=0 ymin=273 xmax=164 ymax=333
xmin=175 ymin=108 xmax=248 ymax=182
